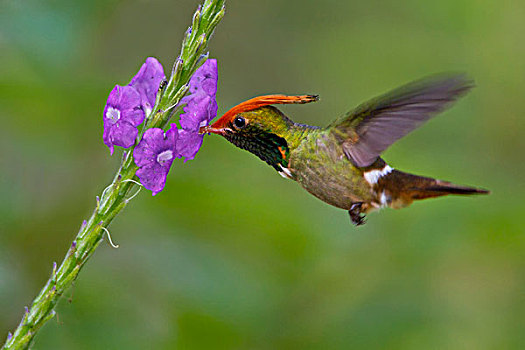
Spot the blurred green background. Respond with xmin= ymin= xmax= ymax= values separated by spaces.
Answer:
xmin=1 ymin=0 xmax=524 ymax=348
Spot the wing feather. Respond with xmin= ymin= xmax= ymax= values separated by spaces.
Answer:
xmin=330 ymin=74 xmax=474 ymax=167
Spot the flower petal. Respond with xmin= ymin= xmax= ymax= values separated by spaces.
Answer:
xmin=115 ymin=85 xmax=142 ymax=112
xmin=133 ymin=127 xmax=179 ymax=195
xmin=122 ymin=106 xmax=146 ymax=127
xmin=177 ymin=129 xmax=204 ymax=161
xmin=109 ymin=121 xmax=139 ymax=149
xmin=129 ymin=57 xmax=165 ymax=115
xmin=102 ymin=124 xmax=115 ymax=155
xmin=104 ymin=85 xmax=121 ymax=109
xmin=179 ymin=94 xmax=212 ymax=131
xmin=102 ymin=85 xmax=144 ymax=153
xmin=207 ymin=98 xmax=218 ymax=123
xmin=133 ymin=128 xmax=165 ymax=167
xmin=188 ymin=59 xmax=218 ymax=96
xmin=136 ymin=163 xmax=168 ymax=196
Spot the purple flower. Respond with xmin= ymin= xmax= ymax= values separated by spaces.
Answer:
xmin=177 ymin=59 xmax=218 ymax=160
xmin=176 ymin=129 xmax=205 ymax=161
xmin=179 ymin=94 xmax=216 ymax=132
xmin=187 ymin=58 xmax=218 ymax=97
xmin=134 ymin=126 xmax=179 ymax=195
xmin=119 ymin=58 xmax=218 ymax=194
xmin=103 ymin=57 xmax=166 ymax=154
xmin=129 ymin=57 xmax=165 ymax=116
xmin=103 ymin=85 xmax=144 ymax=155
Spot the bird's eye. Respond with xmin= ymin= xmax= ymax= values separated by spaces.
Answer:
xmin=233 ymin=116 xmax=246 ymax=129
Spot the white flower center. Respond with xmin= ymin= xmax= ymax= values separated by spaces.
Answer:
xmin=143 ymin=103 xmax=152 ymax=118
xmin=106 ymin=107 xmax=121 ymax=124
xmin=157 ymin=150 xmax=173 ymax=164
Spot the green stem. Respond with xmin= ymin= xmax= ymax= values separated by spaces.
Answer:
xmin=2 ymin=1 xmax=225 ymax=349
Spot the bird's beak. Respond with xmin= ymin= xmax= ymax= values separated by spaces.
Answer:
xmin=199 ymin=125 xmax=226 ymax=135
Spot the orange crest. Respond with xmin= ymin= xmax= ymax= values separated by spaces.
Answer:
xmin=208 ymin=94 xmax=319 ymax=130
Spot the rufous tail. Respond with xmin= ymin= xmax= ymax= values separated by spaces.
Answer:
xmin=379 ymin=170 xmax=489 ymax=209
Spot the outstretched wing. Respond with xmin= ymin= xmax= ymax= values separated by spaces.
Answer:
xmin=329 ymin=74 xmax=474 ymax=168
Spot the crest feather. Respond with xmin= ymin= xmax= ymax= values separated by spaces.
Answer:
xmin=211 ymin=94 xmax=318 ymax=129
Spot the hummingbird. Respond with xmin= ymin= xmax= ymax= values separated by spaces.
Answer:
xmin=200 ymin=75 xmax=489 ymax=225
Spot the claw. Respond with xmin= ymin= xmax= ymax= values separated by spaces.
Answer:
xmin=348 ymin=203 xmax=366 ymax=226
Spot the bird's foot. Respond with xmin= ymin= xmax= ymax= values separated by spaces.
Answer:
xmin=348 ymin=202 xmax=366 ymax=226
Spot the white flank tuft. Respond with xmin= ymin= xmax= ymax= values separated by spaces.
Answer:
xmin=380 ymin=191 xmax=389 ymax=207
xmin=278 ymin=166 xmax=293 ymax=179
xmin=364 ymin=165 xmax=393 ymax=185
